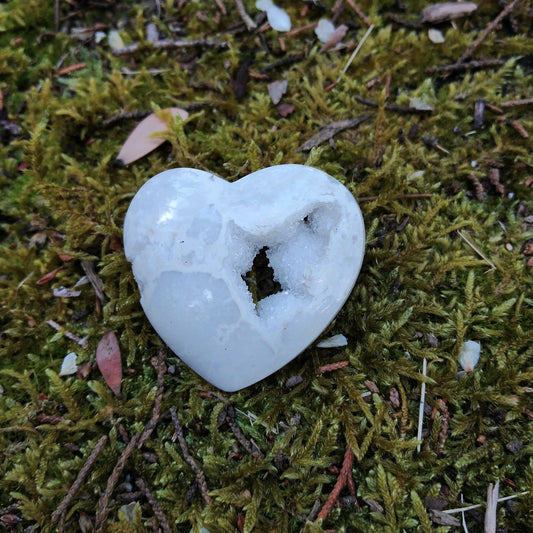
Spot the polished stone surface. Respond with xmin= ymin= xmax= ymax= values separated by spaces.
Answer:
xmin=124 ymin=165 xmax=365 ymax=391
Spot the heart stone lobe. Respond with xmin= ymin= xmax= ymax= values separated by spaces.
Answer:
xmin=124 ymin=164 xmax=365 ymax=391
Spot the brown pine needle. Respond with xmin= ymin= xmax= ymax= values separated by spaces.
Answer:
xmin=456 ymin=0 xmax=522 ymax=64
xmin=317 ymin=360 xmax=350 ymax=374
xmin=317 ymin=444 xmax=355 ymax=522
xmin=95 ymin=434 xmax=140 ymax=533
xmin=170 ymin=407 xmax=213 ymax=504
xmin=51 ymin=436 xmax=108 ymax=528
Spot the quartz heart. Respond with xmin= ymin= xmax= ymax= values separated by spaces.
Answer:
xmin=124 ymin=164 xmax=365 ymax=391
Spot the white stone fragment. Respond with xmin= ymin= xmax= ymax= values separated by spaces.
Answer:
xmin=459 ymin=340 xmax=480 ymax=372
xmin=256 ymin=0 xmax=291 ymax=31
xmin=124 ymin=165 xmax=365 ymax=391
xmin=108 ymin=30 xmax=125 ymax=51
xmin=428 ymin=28 xmax=445 ymax=43
xmin=316 ymin=334 xmax=348 ymax=348
xmin=315 ymin=18 xmax=336 ymax=43
xmin=94 ymin=31 xmax=106 ymax=44
xmin=59 ymin=352 xmax=78 ymax=376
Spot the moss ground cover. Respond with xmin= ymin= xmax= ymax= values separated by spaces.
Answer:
xmin=0 ymin=1 xmax=532 ymax=531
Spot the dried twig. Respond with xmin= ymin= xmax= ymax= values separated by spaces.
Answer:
xmin=46 ymin=320 xmax=88 ymax=348
xmin=416 ymin=358 xmax=427 ymax=453
xmin=354 ymin=95 xmax=433 ymax=114
xmin=103 ymin=110 xmax=151 ymax=127
xmin=337 ymin=24 xmax=374 ymax=82
xmin=95 ymin=434 xmax=140 ymax=533
xmin=456 ymin=0 xmax=522 ymax=64
xmin=426 ymin=58 xmax=506 ymax=74
xmin=297 ymin=114 xmax=372 ymax=152
xmin=485 ymin=481 xmax=500 ymax=533
xmin=80 ymin=260 xmax=105 ymax=306
xmin=500 ymin=97 xmax=533 ymax=108
xmin=386 ymin=13 xmax=423 ymax=30
xmin=457 ymin=230 xmax=498 ymax=271
xmin=170 ymin=407 xmax=213 ymax=505
xmin=225 ymin=405 xmax=264 ymax=459
xmin=138 ymin=346 xmax=168 ymax=449
xmin=111 ymin=39 xmax=229 ymax=55
xmin=135 ymin=478 xmax=172 ymax=533
xmin=259 ymin=53 xmax=306 ymax=74
xmin=317 ymin=444 xmax=355 ymax=522
xmin=317 ymin=360 xmax=349 ymax=374
xmin=443 ymin=491 xmax=528 ymax=514
xmin=345 ymin=0 xmax=372 ymax=27
xmin=234 ymin=0 xmax=256 ymax=30
xmin=51 ymin=436 xmax=108 ymax=528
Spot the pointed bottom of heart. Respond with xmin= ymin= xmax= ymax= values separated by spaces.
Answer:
xmin=124 ymin=165 xmax=365 ymax=391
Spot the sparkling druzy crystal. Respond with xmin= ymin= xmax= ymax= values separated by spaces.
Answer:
xmin=124 ymin=165 xmax=365 ymax=391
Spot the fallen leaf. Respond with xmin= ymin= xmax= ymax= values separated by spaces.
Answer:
xmin=36 ymin=266 xmax=64 ymax=285
xmin=420 ymin=2 xmax=477 ymax=23
xmin=319 ymin=24 xmax=348 ymax=53
xmin=59 ymin=352 xmax=78 ymax=376
xmin=76 ymin=361 xmax=92 ymax=379
xmin=277 ymin=102 xmax=295 ymax=117
xmin=115 ymin=107 xmax=189 ymax=165
xmin=297 ymin=114 xmax=372 ymax=152
xmin=96 ymin=330 xmax=122 ymax=397
xmin=53 ymin=286 xmax=82 ymax=298
xmin=58 ymin=253 xmax=73 ymax=262
xmin=267 ymin=79 xmax=287 ymax=105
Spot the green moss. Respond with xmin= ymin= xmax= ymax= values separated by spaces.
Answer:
xmin=1 ymin=0 xmax=532 ymax=531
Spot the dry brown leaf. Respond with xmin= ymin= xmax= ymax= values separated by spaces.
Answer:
xmin=116 ymin=107 xmax=188 ymax=165
xmin=420 ymin=2 xmax=477 ymax=23
xmin=96 ymin=330 xmax=122 ymax=397
xmin=36 ymin=266 xmax=64 ymax=285
xmin=319 ymin=24 xmax=348 ymax=53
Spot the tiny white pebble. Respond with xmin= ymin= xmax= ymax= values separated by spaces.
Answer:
xmin=59 ymin=352 xmax=78 ymax=376
xmin=458 ymin=340 xmax=480 ymax=372
xmin=428 ymin=28 xmax=445 ymax=43
xmin=317 ymin=334 xmax=347 ymax=348
xmin=315 ymin=18 xmax=336 ymax=43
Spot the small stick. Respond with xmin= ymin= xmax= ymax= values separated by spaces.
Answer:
xmin=444 ymin=492 xmax=528 ymax=514
xmin=426 ymin=58 xmax=505 ymax=74
xmin=337 ymin=24 xmax=374 ymax=82
xmin=354 ymin=95 xmax=433 ymax=114
xmin=344 ymin=0 xmax=372 ymax=27
xmin=103 ymin=110 xmax=151 ymax=126
xmin=52 ymin=436 xmax=108 ymax=529
xmin=317 ymin=361 xmax=349 ymax=374
xmin=416 ymin=358 xmax=427 ymax=452
xmin=111 ymin=39 xmax=229 ymax=55
xmin=138 ymin=346 xmax=168 ymax=449
xmin=317 ymin=444 xmax=355 ymax=521
xmin=95 ymin=434 xmax=140 ymax=533
xmin=135 ymin=478 xmax=172 ymax=533
xmin=456 ymin=0 xmax=522 ymax=64
xmin=433 ymin=398 xmax=449 ymax=454
xmin=358 ymin=193 xmax=433 ymax=202
xmin=225 ymin=405 xmax=263 ymax=459
xmin=170 ymin=407 xmax=212 ymax=504
xmin=46 ymin=320 xmax=88 ymax=347
xmin=485 ymin=480 xmax=500 ymax=533
xmin=500 ymin=97 xmax=533 ymax=107
xmin=286 ymin=23 xmax=317 ymax=38
xmin=234 ymin=0 xmax=256 ymax=30
xmin=56 ymin=63 xmax=86 ymax=76
xmin=457 ymin=230 xmax=498 ymax=271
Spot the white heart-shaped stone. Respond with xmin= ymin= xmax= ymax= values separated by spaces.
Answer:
xmin=124 ymin=164 xmax=365 ymax=391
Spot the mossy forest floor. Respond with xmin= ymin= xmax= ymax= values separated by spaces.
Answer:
xmin=1 ymin=1 xmax=533 ymax=532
